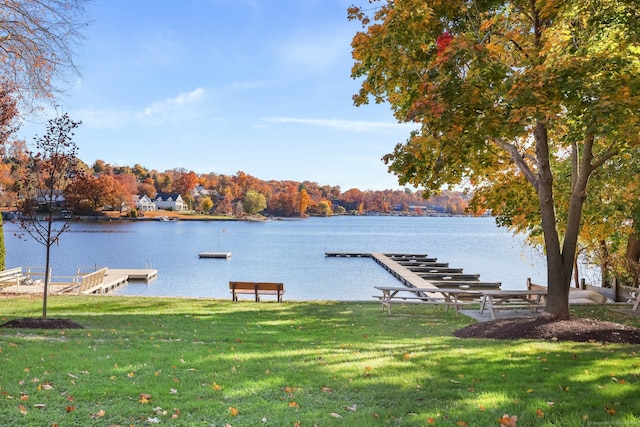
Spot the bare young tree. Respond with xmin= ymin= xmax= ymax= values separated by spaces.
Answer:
xmin=0 ymin=0 xmax=90 ymax=107
xmin=16 ymin=112 xmax=83 ymax=319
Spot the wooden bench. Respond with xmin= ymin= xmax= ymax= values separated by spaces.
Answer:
xmin=55 ymin=268 xmax=108 ymax=295
xmin=373 ymin=286 xmax=472 ymax=316
xmin=479 ymin=290 xmax=547 ymax=319
xmin=0 ymin=267 xmax=28 ymax=288
xmin=229 ymin=281 xmax=285 ymax=302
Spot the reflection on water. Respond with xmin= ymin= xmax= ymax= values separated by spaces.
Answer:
xmin=4 ymin=216 xmax=547 ymax=300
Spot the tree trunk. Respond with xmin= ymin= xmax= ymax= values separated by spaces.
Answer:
xmin=535 ymin=121 xmax=571 ymax=319
xmin=625 ymin=233 xmax=640 ymax=285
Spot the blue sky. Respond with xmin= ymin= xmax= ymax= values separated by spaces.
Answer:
xmin=20 ymin=0 xmax=418 ymax=191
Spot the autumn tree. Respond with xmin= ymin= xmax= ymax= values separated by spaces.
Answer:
xmin=243 ymin=190 xmax=267 ymax=215
xmin=173 ymin=170 xmax=198 ymax=197
xmin=65 ymin=174 xmax=127 ymax=213
xmin=199 ymin=196 xmax=213 ymax=214
xmin=350 ymin=0 xmax=640 ymax=319
xmin=137 ymin=182 xmax=157 ymax=199
xmin=0 ymin=0 xmax=90 ymax=108
xmin=16 ymin=113 xmax=83 ymax=319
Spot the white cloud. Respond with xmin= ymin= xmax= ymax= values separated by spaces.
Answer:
xmin=136 ymin=88 xmax=208 ymax=125
xmin=262 ymin=116 xmax=417 ymax=132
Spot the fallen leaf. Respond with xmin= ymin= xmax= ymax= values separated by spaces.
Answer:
xmin=90 ymin=409 xmax=105 ymax=418
xmin=139 ymin=393 xmax=152 ymax=403
xmin=229 ymin=406 xmax=239 ymax=416
xmin=66 ymin=405 xmax=75 ymax=412
xmin=289 ymin=401 xmax=299 ymax=408
xmin=321 ymin=387 xmax=332 ymax=393
xmin=330 ymin=412 xmax=342 ymax=418
xmin=345 ymin=404 xmax=357 ymax=412
xmin=147 ymin=417 xmax=160 ymax=424
xmin=498 ymin=414 xmax=518 ymax=426
xmin=212 ymin=382 xmax=223 ymax=391
xmin=536 ymin=408 xmax=545 ymax=418
xmin=170 ymin=388 xmax=178 ymax=394
xmin=18 ymin=404 xmax=27 ymax=415
xmin=33 ymin=404 xmax=46 ymax=409
xmin=604 ymin=406 xmax=616 ymax=416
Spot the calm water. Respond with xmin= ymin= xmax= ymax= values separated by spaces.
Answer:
xmin=4 ymin=216 xmax=548 ymax=300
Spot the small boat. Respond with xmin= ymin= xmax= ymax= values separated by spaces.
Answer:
xmin=198 ymin=252 xmax=232 ymax=259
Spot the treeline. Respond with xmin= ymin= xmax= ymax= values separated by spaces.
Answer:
xmin=0 ymin=153 xmax=469 ymax=217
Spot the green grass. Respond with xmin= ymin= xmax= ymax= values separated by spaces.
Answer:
xmin=0 ymin=297 xmax=639 ymax=426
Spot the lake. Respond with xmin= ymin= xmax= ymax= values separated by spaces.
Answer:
xmin=4 ymin=215 xmax=549 ymax=300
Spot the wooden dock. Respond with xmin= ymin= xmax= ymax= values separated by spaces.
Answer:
xmin=0 ymin=268 xmax=158 ymax=296
xmin=326 ymin=251 xmax=501 ymax=292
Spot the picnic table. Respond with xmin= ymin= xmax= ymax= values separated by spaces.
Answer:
xmin=479 ymin=289 xmax=547 ymax=319
xmin=373 ymin=286 xmax=476 ymax=316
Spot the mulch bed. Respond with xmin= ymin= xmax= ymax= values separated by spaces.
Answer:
xmin=454 ymin=317 xmax=640 ymax=344
xmin=0 ymin=318 xmax=84 ymax=329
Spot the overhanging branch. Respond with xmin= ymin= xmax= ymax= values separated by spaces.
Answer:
xmin=492 ymin=137 xmax=539 ymax=191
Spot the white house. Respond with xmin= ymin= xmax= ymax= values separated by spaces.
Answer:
xmin=154 ymin=192 xmax=187 ymax=212
xmin=134 ymin=195 xmax=157 ymax=212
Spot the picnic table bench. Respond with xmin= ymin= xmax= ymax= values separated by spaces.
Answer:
xmin=0 ymin=267 xmax=31 ymax=289
xmin=373 ymin=286 xmax=474 ymax=316
xmin=633 ymin=291 xmax=640 ymax=311
xmin=229 ymin=281 xmax=285 ymax=302
xmin=479 ymin=290 xmax=547 ymax=319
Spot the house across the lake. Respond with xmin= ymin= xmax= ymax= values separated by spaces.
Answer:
xmin=154 ymin=192 xmax=187 ymax=212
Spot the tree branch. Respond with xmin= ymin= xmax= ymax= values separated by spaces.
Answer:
xmin=492 ymin=137 xmax=539 ymax=190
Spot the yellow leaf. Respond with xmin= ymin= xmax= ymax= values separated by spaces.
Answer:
xmin=18 ymin=404 xmax=27 ymax=415
xmin=212 ymin=382 xmax=223 ymax=391
xmin=457 ymin=421 xmax=468 ymax=427
xmin=536 ymin=408 xmax=545 ymax=418
xmin=289 ymin=401 xmax=299 ymax=408
xmin=228 ymin=406 xmax=238 ymax=416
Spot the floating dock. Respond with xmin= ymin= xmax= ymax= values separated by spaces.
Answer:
xmin=198 ymin=252 xmax=232 ymax=259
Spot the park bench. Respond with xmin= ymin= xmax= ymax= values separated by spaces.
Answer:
xmin=229 ymin=281 xmax=285 ymax=302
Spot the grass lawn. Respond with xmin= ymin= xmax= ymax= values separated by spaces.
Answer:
xmin=0 ymin=296 xmax=638 ymax=426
